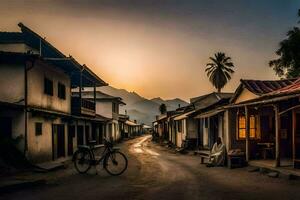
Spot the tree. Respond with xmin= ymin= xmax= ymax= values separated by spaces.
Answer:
xmin=269 ymin=9 xmax=300 ymax=78
xmin=159 ymin=103 xmax=167 ymax=114
xmin=205 ymin=52 xmax=235 ymax=93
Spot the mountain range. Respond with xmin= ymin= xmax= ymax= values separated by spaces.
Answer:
xmin=98 ymin=86 xmax=189 ymax=125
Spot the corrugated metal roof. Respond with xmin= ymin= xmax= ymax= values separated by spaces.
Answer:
xmin=273 ymin=78 xmax=300 ymax=94
xmin=240 ymin=79 xmax=296 ymax=95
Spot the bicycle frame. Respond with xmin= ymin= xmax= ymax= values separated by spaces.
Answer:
xmin=90 ymin=145 xmax=111 ymax=165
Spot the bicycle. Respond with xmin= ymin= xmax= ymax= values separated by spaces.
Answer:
xmin=72 ymin=138 xmax=128 ymax=176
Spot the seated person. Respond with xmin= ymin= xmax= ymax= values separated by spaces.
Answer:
xmin=207 ymin=137 xmax=226 ymax=167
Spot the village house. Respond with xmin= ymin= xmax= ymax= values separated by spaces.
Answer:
xmin=0 ymin=23 xmax=107 ymax=163
xmin=224 ymin=78 xmax=300 ymax=169
xmin=124 ymin=119 xmax=141 ymax=137
xmin=190 ymin=92 xmax=233 ymax=150
xmin=118 ymin=114 xmax=130 ymax=138
xmin=172 ymin=107 xmax=196 ymax=148
xmin=153 ymin=113 xmax=168 ymax=140
xmin=153 ymin=110 xmax=180 ymax=142
xmin=169 ymin=92 xmax=232 ymax=149
xmin=73 ymin=90 xmax=126 ymax=142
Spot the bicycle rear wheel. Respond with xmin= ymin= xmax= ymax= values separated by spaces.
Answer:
xmin=73 ymin=149 xmax=92 ymax=174
xmin=104 ymin=151 xmax=128 ymax=176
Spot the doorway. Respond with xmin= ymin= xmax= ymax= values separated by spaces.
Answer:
xmin=68 ymin=125 xmax=75 ymax=156
xmin=52 ymin=124 xmax=65 ymax=160
xmin=294 ymin=113 xmax=300 ymax=167
xmin=209 ymin=116 xmax=218 ymax=149
xmin=99 ymin=124 xmax=104 ymax=144
xmin=0 ymin=117 xmax=12 ymax=138
xmin=85 ymin=125 xmax=90 ymax=144
xmin=77 ymin=125 xmax=84 ymax=145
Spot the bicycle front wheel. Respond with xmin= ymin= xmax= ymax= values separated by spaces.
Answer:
xmin=104 ymin=151 xmax=128 ymax=176
xmin=73 ymin=149 xmax=92 ymax=174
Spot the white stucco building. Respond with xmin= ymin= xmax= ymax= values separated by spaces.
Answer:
xmin=75 ymin=90 xmax=126 ymax=142
xmin=0 ymin=23 xmax=107 ymax=163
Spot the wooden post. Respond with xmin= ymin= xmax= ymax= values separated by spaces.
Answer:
xmin=274 ymin=105 xmax=281 ymax=167
xmin=292 ymin=109 xmax=296 ymax=168
xmin=245 ymin=106 xmax=250 ymax=162
xmin=93 ymin=83 xmax=96 ymax=111
xmin=79 ymin=71 xmax=82 ymax=99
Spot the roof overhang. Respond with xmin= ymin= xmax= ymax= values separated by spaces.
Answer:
xmin=174 ymin=110 xmax=195 ymax=121
xmin=224 ymin=93 xmax=300 ymax=109
xmin=194 ymin=109 xmax=224 ymax=119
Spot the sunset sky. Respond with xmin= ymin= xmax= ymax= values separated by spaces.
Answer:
xmin=1 ymin=0 xmax=300 ymax=101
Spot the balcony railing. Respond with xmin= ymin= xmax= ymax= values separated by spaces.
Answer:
xmin=71 ymin=96 xmax=95 ymax=116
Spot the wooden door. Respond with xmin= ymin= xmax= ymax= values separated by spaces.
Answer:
xmin=52 ymin=124 xmax=65 ymax=160
xmin=68 ymin=125 xmax=75 ymax=156
xmin=85 ymin=125 xmax=90 ymax=144
xmin=294 ymin=112 xmax=300 ymax=167
xmin=77 ymin=125 xmax=84 ymax=145
xmin=57 ymin=125 xmax=65 ymax=158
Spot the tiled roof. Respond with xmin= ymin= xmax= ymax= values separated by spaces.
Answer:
xmin=230 ymin=78 xmax=297 ymax=103
xmin=254 ymin=77 xmax=300 ymax=99
xmin=240 ymin=79 xmax=296 ymax=95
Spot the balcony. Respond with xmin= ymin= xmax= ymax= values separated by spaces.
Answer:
xmin=71 ymin=96 xmax=95 ymax=116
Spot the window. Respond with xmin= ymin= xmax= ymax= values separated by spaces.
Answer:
xmin=177 ymin=120 xmax=182 ymax=132
xmin=58 ymin=82 xmax=66 ymax=99
xmin=238 ymin=115 xmax=258 ymax=139
xmin=44 ymin=77 xmax=53 ymax=96
xmin=112 ymin=102 xmax=118 ymax=113
xmin=35 ymin=122 xmax=42 ymax=136
xmin=238 ymin=115 xmax=246 ymax=138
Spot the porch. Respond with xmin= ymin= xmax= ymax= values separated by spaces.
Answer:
xmin=229 ymin=97 xmax=300 ymax=169
xmin=249 ymin=159 xmax=300 ymax=177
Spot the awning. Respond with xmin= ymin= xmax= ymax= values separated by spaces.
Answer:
xmin=194 ymin=109 xmax=224 ymax=119
xmin=125 ymin=120 xmax=138 ymax=126
xmin=174 ymin=110 xmax=195 ymax=121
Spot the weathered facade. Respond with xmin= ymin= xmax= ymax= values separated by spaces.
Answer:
xmin=0 ymin=23 xmax=107 ymax=163
xmin=226 ymin=79 xmax=300 ymax=169
xmin=75 ymin=90 xmax=126 ymax=142
xmin=190 ymin=93 xmax=233 ymax=150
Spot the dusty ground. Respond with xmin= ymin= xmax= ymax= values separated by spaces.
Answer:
xmin=1 ymin=135 xmax=300 ymax=200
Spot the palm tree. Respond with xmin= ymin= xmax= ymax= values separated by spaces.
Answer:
xmin=159 ymin=103 xmax=167 ymax=114
xmin=205 ymin=52 xmax=235 ymax=93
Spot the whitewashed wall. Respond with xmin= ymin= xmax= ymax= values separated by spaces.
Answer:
xmin=26 ymin=115 xmax=67 ymax=163
xmin=176 ymin=119 xmax=186 ymax=147
xmin=96 ymin=101 xmax=112 ymax=119
xmin=202 ymin=118 xmax=209 ymax=147
xmin=27 ymin=60 xmax=71 ymax=113
xmin=0 ymin=63 xmax=24 ymax=104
